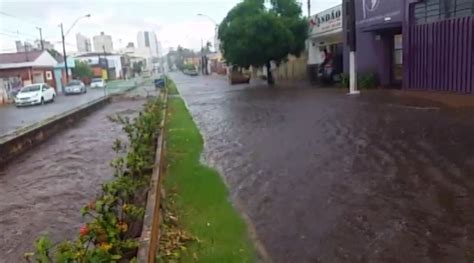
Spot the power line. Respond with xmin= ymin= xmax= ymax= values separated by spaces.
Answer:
xmin=0 ymin=11 xmax=49 ymax=28
xmin=1 ymin=29 xmax=37 ymax=39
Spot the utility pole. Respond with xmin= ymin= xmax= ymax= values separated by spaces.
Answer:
xmin=102 ymin=45 xmax=109 ymax=80
xmin=307 ymin=0 xmax=311 ymax=17
xmin=346 ymin=0 xmax=359 ymax=95
xmin=36 ymin=27 xmax=44 ymax=50
xmin=60 ymin=23 xmax=69 ymax=92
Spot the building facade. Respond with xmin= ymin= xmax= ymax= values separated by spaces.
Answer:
xmin=74 ymin=52 xmax=123 ymax=79
xmin=343 ymin=0 xmax=474 ymax=93
xmin=0 ymin=50 xmax=59 ymax=96
xmin=93 ymin=32 xmax=114 ymax=53
xmin=137 ymin=31 xmax=160 ymax=57
xmin=307 ymin=4 xmax=344 ymax=82
xmin=76 ymin=33 xmax=92 ymax=53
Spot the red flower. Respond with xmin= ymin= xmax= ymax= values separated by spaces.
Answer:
xmin=79 ymin=225 xmax=89 ymax=237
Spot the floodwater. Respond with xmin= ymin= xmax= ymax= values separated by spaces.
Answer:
xmin=0 ymin=98 xmax=146 ymax=261
xmin=171 ymin=73 xmax=474 ymax=263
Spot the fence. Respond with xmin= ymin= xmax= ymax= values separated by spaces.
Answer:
xmin=406 ymin=16 xmax=474 ymax=93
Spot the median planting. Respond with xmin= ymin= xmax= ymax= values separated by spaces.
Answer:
xmin=25 ymin=95 xmax=164 ymax=262
xmin=157 ymin=82 xmax=257 ymax=262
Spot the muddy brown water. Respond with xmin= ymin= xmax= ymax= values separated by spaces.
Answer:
xmin=0 ymin=99 xmax=145 ymax=262
xmin=171 ymin=73 xmax=474 ymax=263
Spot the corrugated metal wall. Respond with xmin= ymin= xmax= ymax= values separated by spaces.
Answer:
xmin=406 ymin=16 xmax=474 ymax=93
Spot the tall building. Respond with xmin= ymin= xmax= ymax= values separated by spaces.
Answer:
xmin=137 ymin=31 xmax=159 ymax=57
xmin=93 ymin=32 xmax=113 ymax=52
xmin=34 ymin=40 xmax=54 ymax=50
xmin=76 ymin=33 xmax=92 ymax=53
xmin=15 ymin=41 xmax=34 ymax=52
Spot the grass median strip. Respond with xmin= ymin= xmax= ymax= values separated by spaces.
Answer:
xmin=159 ymin=93 xmax=256 ymax=262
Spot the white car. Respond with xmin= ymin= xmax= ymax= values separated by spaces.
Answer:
xmin=65 ymin=80 xmax=86 ymax=95
xmin=90 ymin=78 xmax=106 ymax=88
xmin=15 ymin=83 xmax=56 ymax=107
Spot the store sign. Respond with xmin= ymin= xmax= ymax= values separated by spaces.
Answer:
xmin=309 ymin=5 xmax=343 ymax=37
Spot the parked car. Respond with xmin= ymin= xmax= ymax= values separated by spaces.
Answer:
xmin=15 ymin=83 xmax=56 ymax=107
xmin=90 ymin=78 xmax=106 ymax=88
xmin=65 ymin=80 xmax=86 ymax=95
xmin=183 ymin=69 xmax=199 ymax=76
xmin=228 ymin=68 xmax=250 ymax=85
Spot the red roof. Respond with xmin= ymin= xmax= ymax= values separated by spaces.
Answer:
xmin=0 ymin=51 xmax=44 ymax=64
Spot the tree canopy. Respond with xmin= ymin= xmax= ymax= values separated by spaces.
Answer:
xmin=73 ymin=60 xmax=93 ymax=79
xmin=218 ymin=0 xmax=308 ymax=84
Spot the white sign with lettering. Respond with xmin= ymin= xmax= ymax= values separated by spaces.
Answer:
xmin=308 ymin=5 xmax=343 ymax=38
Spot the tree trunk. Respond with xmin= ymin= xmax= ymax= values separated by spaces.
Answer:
xmin=266 ymin=61 xmax=274 ymax=85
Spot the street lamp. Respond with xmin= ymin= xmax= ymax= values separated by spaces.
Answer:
xmin=197 ymin=13 xmax=218 ymax=25
xmin=60 ymin=14 xmax=91 ymax=89
xmin=197 ymin=13 xmax=220 ymax=51
xmin=197 ymin=13 xmax=220 ymax=75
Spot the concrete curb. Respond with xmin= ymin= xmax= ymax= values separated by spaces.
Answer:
xmin=137 ymin=88 xmax=168 ymax=263
xmin=0 ymin=96 xmax=110 ymax=168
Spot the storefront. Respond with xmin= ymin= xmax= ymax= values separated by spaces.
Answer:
xmin=344 ymin=0 xmax=474 ymax=92
xmin=307 ymin=4 xmax=344 ymax=83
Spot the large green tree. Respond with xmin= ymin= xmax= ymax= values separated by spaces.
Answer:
xmin=73 ymin=60 xmax=93 ymax=79
xmin=219 ymin=0 xmax=307 ymax=84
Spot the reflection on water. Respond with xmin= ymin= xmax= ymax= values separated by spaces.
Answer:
xmin=172 ymin=73 xmax=474 ymax=263
xmin=0 ymin=99 xmax=145 ymax=261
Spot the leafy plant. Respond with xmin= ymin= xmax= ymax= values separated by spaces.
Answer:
xmin=26 ymin=92 xmax=165 ymax=262
xmin=218 ymin=0 xmax=307 ymax=85
xmin=340 ymin=72 xmax=378 ymax=89
xmin=73 ymin=60 xmax=93 ymax=79
xmin=358 ymin=72 xmax=378 ymax=89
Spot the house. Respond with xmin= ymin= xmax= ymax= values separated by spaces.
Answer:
xmin=343 ymin=0 xmax=474 ymax=93
xmin=0 ymin=50 xmax=59 ymax=97
xmin=74 ymin=52 xmax=123 ymax=80
xmin=307 ymin=4 xmax=344 ymax=83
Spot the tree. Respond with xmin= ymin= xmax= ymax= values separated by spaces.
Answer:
xmin=47 ymin=49 xmax=62 ymax=60
xmin=132 ymin=61 xmax=144 ymax=75
xmin=219 ymin=0 xmax=308 ymax=84
xmin=73 ymin=60 xmax=93 ymax=79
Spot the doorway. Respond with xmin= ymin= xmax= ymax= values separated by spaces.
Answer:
xmin=392 ymin=34 xmax=403 ymax=85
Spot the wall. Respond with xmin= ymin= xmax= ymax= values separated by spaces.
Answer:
xmin=405 ymin=14 xmax=474 ymax=93
xmin=343 ymin=0 xmax=404 ymax=85
xmin=275 ymin=55 xmax=308 ymax=81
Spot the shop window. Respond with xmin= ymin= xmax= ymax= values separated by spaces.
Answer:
xmin=414 ymin=0 xmax=474 ymax=24
xmin=393 ymin=35 xmax=403 ymax=82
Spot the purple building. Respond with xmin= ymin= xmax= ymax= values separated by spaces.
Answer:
xmin=344 ymin=0 xmax=474 ymax=93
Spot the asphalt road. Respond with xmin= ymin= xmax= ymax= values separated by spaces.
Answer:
xmin=0 ymin=88 xmax=106 ymax=137
xmin=171 ymin=72 xmax=474 ymax=263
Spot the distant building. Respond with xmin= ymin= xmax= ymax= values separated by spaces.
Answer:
xmin=93 ymin=32 xmax=113 ymax=53
xmin=15 ymin=41 xmax=34 ymax=52
xmin=34 ymin=40 xmax=54 ymax=51
xmin=0 ymin=50 xmax=59 ymax=91
xmin=74 ymin=52 xmax=123 ymax=80
xmin=76 ymin=33 xmax=92 ymax=53
xmin=126 ymin=42 xmax=134 ymax=48
xmin=137 ymin=31 xmax=159 ymax=57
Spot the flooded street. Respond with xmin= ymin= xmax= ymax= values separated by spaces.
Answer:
xmin=171 ymin=73 xmax=474 ymax=263
xmin=0 ymin=98 xmax=146 ymax=261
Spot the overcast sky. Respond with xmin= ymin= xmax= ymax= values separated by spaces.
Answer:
xmin=0 ymin=0 xmax=339 ymax=54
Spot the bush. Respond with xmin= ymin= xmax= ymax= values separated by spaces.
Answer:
xmin=358 ymin=72 xmax=378 ymax=89
xmin=25 ymin=96 xmax=164 ymax=262
xmin=340 ymin=72 xmax=378 ymax=89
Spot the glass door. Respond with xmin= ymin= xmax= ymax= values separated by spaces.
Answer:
xmin=393 ymin=34 xmax=403 ymax=83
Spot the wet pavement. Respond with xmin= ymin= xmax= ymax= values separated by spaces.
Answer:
xmin=171 ymin=72 xmax=474 ymax=263
xmin=0 ymin=88 xmax=106 ymax=137
xmin=0 ymin=98 xmax=146 ymax=261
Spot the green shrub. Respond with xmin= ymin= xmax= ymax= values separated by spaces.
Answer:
xmin=339 ymin=72 xmax=378 ymax=89
xmin=26 ymin=92 xmax=165 ymax=262
xmin=358 ymin=72 xmax=378 ymax=89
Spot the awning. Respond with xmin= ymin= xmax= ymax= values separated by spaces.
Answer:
xmin=360 ymin=21 xmax=402 ymax=33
